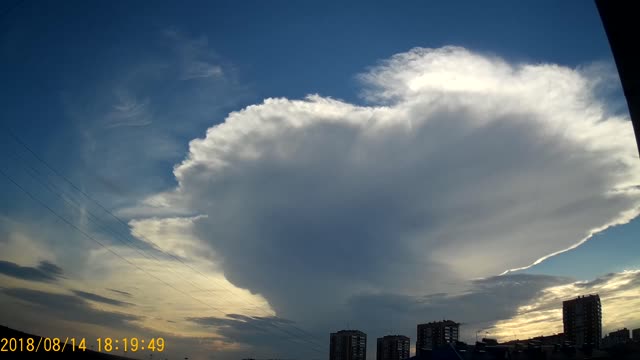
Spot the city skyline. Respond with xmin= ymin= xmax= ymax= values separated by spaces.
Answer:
xmin=2 ymin=1 xmax=640 ymax=359
xmin=327 ymin=293 xmax=638 ymax=359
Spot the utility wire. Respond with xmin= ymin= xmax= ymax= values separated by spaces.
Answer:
xmin=4 ymin=128 xmax=260 ymax=297
xmin=1 ymin=129 xmax=324 ymax=352
xmin=2 ymin=127 xmax=325 ymax=348
xmin=0 ymin=166 xmax=325 ymax=354
xmin=0 ymin=0 xmax=324 ymax=350
xmin=8 ymin=148 xmax=231 ymax=296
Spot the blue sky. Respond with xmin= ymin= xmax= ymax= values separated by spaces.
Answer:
xmin=2 ymin=1 xmax=640 ymax=359
xmin=0 ymin=0 xmax=621 ymax=181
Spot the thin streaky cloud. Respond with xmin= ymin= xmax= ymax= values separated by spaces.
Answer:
xmin=0 ymin=260 xmax=63 ymax=283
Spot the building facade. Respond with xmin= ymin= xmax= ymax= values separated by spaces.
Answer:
xmin=562 ymin=294 xmax=602 ymax=349
xmin=416 ymin=320 xmax=459 ymax=355
xmin=633 ymin=328 xmax=640 ymax=342
xmin=330 ymin=330 xmax=367 ymax=360
xmin=376 ymin=335 xmax=410 ymax=360
xmin=602 ymin=328 xmax=631 ymax=348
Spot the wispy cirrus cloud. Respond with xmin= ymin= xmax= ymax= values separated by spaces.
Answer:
xmin=102 ymin=91 xmax=152 ymax=129
xmin=72 ymin=290 xmax=134 ymax=307
xmin=60 ymin=28 xmax=247 ymax=207
xmin=1 ymin=287 xmax=141 ymax=328
xmin=107 ymin=288 xmax=133 ymax=298
xmin=163 ymin=28 xmax=225 ymax=81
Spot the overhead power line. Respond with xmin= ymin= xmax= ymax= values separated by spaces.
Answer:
xmin=2 ymin=127 xmax=325 ymax=348
xmin=0 ymin=129 xmax=325 ymax=354
xmin=0 ymin=166 xmax=324 ymax=354
xmin=3 ymin=126 xmax=322 ymax=346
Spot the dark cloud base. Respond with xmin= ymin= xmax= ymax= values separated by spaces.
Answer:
xmin=0 ymin=260 xmax=63 ymax=283
xmin=1 ymin=287 xmax=139 ymax=329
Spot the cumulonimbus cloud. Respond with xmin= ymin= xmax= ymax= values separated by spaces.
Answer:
xmin=128 ymin=46 xmax=640 ymax=338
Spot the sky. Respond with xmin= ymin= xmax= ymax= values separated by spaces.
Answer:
xmin=1 ymin=1 xmax=640 ymax=359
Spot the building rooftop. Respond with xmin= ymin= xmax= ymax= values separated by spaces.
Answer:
xmin=379 ymin=334 xmax=410 ymax=340
xmin=418 ymin=320 xmax=460 ymax=326
xmin=332 ymin=329 xmax=367 ymax=335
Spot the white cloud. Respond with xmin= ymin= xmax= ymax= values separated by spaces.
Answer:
xmin=182 ymin=60 xmax=224 ymax=80
xmin=129 ymin=215 xmax=214 ymax=260
xmin=59 ymin=29 xmax=246 ymax=210
xmin=102 ymin=91 xmax=153 ymax=128
xmin=131 ymin=46 xmax=640 ymax=323
xmin=3 ymin=1 xmax=636 ymax=357
xmin=19 ymin=45 xmax=640 ymax=357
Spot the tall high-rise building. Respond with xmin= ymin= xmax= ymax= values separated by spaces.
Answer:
xmin=416 ymin=320 xmax=459 ymax=355
xmin=562 ymin=294 xmax=602 ymax=348
xmin=330 ymin=330 xmax=367 ymax=360
xmin=376 ymin=335 xmax=410 ymax=360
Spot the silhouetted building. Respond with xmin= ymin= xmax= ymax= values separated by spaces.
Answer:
xmin=480 ymin=338 xmax=498 ymax=345
xmin=633 ymin=328 xmax=640 ymax=342
xmin=524 ymin=333 xmax=565 ymax=346
xmin=376 ymin=335 xmax=410 ymax=360
xmin=330 ymin=330 xmax=367 ymax=360
xmin=562 ymin=294 xmax=602 ymax=349
xmin=500 ymin=333 xmax=564 ymax=347
xmin=603 ymin=328 xmax=631 ymax=348
xmin=416 ymin=320 xmax=459 ymax=355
